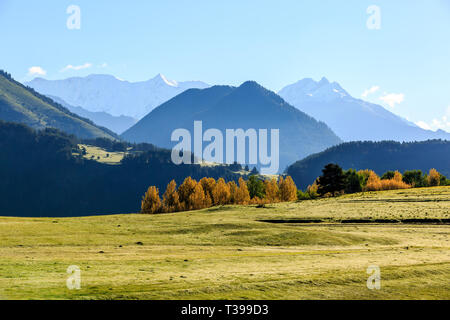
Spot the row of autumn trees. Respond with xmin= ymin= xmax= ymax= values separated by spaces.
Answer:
xmin=298 ymin=163 xmax=449 ymax=200
xmin=141 ymin=176 xmax=298 ymax=214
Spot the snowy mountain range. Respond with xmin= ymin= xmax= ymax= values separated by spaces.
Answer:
xmin=47 ymin=95 xmax=137 ymax=134
xmin=278 ymin=77 xmax=450 ymax=142
xmin=25 ymin=74 xmax=449 ymax=143
xmin=26 ymin=74 xmax=209 ymax=119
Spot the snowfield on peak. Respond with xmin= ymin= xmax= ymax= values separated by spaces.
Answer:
xmin=26 ymin=74 xmax=210 ymax=119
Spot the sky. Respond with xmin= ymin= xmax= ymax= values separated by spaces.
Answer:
xmin=0 ymin=0 xmax=449 ymax=131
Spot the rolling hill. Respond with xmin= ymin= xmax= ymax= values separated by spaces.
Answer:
xmin=122 ymin=81 xmax=342 ymax=172
xmin=0 ymin=70 xmax=118 ymax=140
xmin=278 ymin=77 xmax=450 ymax=142
xmin=287 ymin=140 xmax=450 ymax=189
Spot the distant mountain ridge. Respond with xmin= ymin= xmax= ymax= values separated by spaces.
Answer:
xmin=122 ymin=81 xmax=342 ymax=172
xmin=26 ymin=74 xmax=210 ymax=119
xmin=278 ymin=77 xmax=450 ymax=142
xmin=0 ymin=70 xmax=118 ymax=140
xmin=287 ymin=140 xmax=450 ymax=189
xmin=47 ymin=95 xmax=137 ymax=134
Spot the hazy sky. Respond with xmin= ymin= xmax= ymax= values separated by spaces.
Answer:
xmin=1 ymin=0 xmax=449 ymax=131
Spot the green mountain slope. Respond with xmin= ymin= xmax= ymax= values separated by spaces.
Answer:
xmin=0 ymin=70 xmax=118 ymax=140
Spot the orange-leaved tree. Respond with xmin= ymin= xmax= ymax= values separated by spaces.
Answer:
xmin=427 ymin=168 xmax=441 ymax=187
xmin=235 ymin=177 xmax=251 ymax=205
xmin=264 ymin=179 xmax=280 ymax=203
xmin=279 ymin=176 xmax=298 ymax=201
xmin=200 ymin=177 xmax=216 ymax=203
xmin=178 ymin=177 xmax=198 ymax=211
xmin=228 ymin=181 xmax=238 ymax=204
xmin=162 ymin=180 xmax=181 ymax=213
xmin=141 ymin=186 xmax=161 ymax=214
xmin=189 ymin=182 xmax=209 ymax=210
xmin=212 ymin=178 xmax=231 ymax=205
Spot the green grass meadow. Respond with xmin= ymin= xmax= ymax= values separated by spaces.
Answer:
xmin=0 ymin=187 xmax=449 ymax=300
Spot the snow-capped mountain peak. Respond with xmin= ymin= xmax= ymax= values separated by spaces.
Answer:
xmin=278 ymin=77 xmax=450 ymax=142
xmin=279 ymin=77 xmax=349 ymax=103
xmin=25 ymin=74 xmax=210 ymax=119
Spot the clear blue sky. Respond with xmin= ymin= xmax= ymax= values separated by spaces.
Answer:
xmin=1 ymin=0 xmax=449 ymax=131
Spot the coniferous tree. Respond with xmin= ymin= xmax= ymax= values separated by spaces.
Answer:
xmin=247 ymin=175 xmax=265 ymax=199
xmin=344 ymin=169 xmax=363 ymax=194
xmin=317 ymin=164 xmax=345 ymax=196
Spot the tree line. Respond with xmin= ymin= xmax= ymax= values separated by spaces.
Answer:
xmin=141 ymin=176 xmax=298 ymax=214
xmin=298 ymin=163 xmax=449 ymax=200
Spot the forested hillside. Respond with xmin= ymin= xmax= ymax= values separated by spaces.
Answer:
xmin=0 ymin=121 xmax=243 ymax=217
xmin=287 ymin=140 xmax=450 ymax=189
xmin=0 ymin=70 xmax=118 ymax=140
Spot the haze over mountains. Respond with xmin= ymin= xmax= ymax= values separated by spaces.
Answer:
xmin=278 ymin=77 xmax=450 ymax=142
xmin=122 ymin=81 xmax=342 ymax=172
xmin=48 ymin=95 xmax=137 ymax=134
xmin=26 ymin=74 xmax=210 ymax=119
xmin=0 ymin=71 xmax=117 ymax=140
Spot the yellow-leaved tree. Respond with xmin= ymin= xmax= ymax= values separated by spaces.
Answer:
xmin=178 ymin=177 xmax=198 ymax=211
xmin=235 ymin=177 xmax=251 ymax=204
xmin=279 ymin=176 xmax=298 ymax=201
xmin=141 ymin=186 xmax=161 ymax=214
xmin=189 ymin=182 xmax=208 ymax=210
xmin=264 ymin=179 xmax=280 ymax=203
xmin=200 ymin=178 xmax=216 ymax=203
xmin=428 ymin=168 xmax=441 ymax=187
xmin=366 ymin=171 xmax=382 ymax=191
xmin=228 ymin=181 xmax=238 ymax=204
xmin=162 ymin=180 xmax=181 ymax=213
xmin=212 ymin=178 xmax=231 ymax=205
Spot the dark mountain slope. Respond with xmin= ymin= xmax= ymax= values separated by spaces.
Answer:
xmin=287 ymin=140 xmax=450 ymax=189
xmin=0 ymin=120 xmax=244 ymax=217
xmin=122 ymin=81 xmax=342 ymax=172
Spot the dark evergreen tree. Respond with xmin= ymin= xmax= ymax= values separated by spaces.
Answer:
xmin=247 ymin=175 xmax=265 ymax=199
xmin=317 ymin=164 xmax=345 ymax=196
xmin=381 ymin=171 xmax=396 ymax=180
xmin=344 ymin=169 xmax=363 ymax=194
xmin=402 ymin=170 xmax=425 ymax=187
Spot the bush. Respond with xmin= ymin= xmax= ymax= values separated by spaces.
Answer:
xmin=403 ymin=170 xmax=425 ymax=187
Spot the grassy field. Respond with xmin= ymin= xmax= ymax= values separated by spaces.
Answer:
xmin=0 ymin=187 xmax=449 ymax=300
xmin=77 ymin=144 xmax=127 ymax=165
